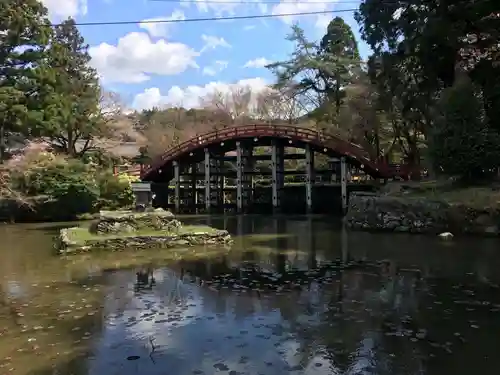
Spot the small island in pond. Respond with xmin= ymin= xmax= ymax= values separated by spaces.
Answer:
xmin=57 ymin=209 xmax=232 ymax=254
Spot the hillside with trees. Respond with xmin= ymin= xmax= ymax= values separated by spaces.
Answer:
xmin=133 ymin=5 xmax=499 ymax=183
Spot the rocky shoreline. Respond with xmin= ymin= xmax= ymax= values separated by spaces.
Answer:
xmin=57 ymin=209 xmax=233 ymax=254
xmin=345 ymin=194 xmax=500 ymax=236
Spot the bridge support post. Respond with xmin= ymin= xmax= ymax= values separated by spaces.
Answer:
xmin=236 ymin=141 xmax=253 ymax=213
xmin=204 ymin=148 xmax=211 ymax=211
xmin=173 ymin=160 xmax=180 ymax=212
xmin=242 ymin=144 xmax=254 ymax=210
xmin=305 ymin=143 xmax=315 ymax=213
xmin=340 ymin=156 xmax=348 ymax=214
xmin=190 ymin=162 xmax=198 ymax=212
xmin=236 ymin=141 xmax=243 ymax=213
xmin=271 ymin=139 xmax=284 ymax=211
xmin=216 ymin=157 xmax=224 ymax=208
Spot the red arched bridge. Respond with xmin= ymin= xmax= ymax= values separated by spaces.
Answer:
xmin=140 ymin=124 xmax=392 ymax=181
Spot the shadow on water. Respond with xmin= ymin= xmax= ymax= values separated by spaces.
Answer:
xmin=1 ymin=216 xmax=500 ymax=375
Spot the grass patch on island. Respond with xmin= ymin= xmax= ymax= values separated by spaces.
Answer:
xmin=385 ymin=180 xmax=500 ymax=209
xmin=66 ymin=224 xmax=219 ymax=246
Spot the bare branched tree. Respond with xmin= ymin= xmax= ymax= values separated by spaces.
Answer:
xmin=255 ymin=86 xmax=309 ymax=124
xmin=141 ymin=107 xmax=209 ymax=158
xmin=338 ymin=80 xmax=395 ymax=160
xmin=202 ymin=86 xmax=255 ymax=126
xmin=71 ymin=90 xmax=145 ymax=154
xmin=100 ymin=90 xmax=124 ymax=120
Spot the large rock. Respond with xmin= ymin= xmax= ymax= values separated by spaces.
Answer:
xmin=90 ymin=208 xmax=181 ymax=234
xmin=58 ymin=228 xmax=233 ymax=254
xmin=56 ymin=208 xmax=233 ymax=254
xmin=345 ymin=194 xmax=500 ymax=236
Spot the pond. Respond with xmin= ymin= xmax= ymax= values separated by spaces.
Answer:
xmin=1 ymin=215 xmax=500 ymax=375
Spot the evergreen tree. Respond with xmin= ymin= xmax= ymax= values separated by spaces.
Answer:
xmin=266 ymin=18 xmax=362 ymax=127
xmin=37 ymin=18 xmax=103 ymax=156
xmin=430 ymin=76 xmax=500 ymax=180
xmin=0 ymin=0 xmax=52 ymax=160
xmin=319 ymin=17 xmax=362 ymax=114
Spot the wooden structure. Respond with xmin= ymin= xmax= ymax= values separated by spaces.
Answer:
xmin=134 ymin=124 xmax=397 ymax=213
xmin=114 ymin=124 xmax=423 ymax=213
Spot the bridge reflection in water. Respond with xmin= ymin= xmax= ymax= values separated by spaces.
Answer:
xmin=2 ymin=216 xmax=500 ymax=375
xmin=88 ymin=215 xmax=500 ymax=375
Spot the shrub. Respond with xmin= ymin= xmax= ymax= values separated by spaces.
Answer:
xmin=6 ymin=141 xmax=135 ymax=220
xmin=9 ymin=148 xmax=100 ymax=219
xmin=97 ymin=171 xmax=135 ymax=210
xmin=81 ymin=149 xmax=122 ymax=169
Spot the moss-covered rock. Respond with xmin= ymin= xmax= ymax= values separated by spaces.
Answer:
xmin=56 ymin=208 xmax=233 ymax=254
xmin=58 ymin=228 xmax=233 ymax=254
xmin=89 ymin=208 xmax=181 ymax=234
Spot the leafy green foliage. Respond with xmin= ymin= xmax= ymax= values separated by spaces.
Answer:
xmin=429 ymin=77 xmax=500 ymax=180
xmin=97 ymin=172 xmax=135 ymax=210
xmin=34 ymin=19 xmax=103 ymax=156
xmin=81 ymin=149 xmax=122 ymax=169
xmin=267 ymin=19 xmax=362 ymax=121
xmin=11 ymin=153 xmax=100 ymax=218
xmin=9 ymin=145 xmax=134 ymax=219
xmin=1 ymin=3 xmax=113 ymax=161
xmin=356 ymin=1 xmax=500 ymax=177
xmin=0 ymin=0 xmax=52 ymax=156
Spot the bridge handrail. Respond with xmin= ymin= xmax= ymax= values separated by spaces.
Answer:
xmin=140 ymin=123 xmax=391 ymax=179
xmin=172 ymin=124 xmax=365 ymax=157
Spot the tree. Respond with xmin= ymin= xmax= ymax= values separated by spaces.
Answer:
xmin=101 ymin=91 xmax=146 ymax=143
xmin=35 ymin=18 xmax=103 ymax=157
xmin=0 ymin=0 xmax=52 ymax=161
xmin=429 ymin=75 xmax=500 ymax=180
xmin=100 ymin=89 xmax=124 ymax=119
xmin=366 ymin=53 xmax=431 ymax=170
xmin=338 ymin=76 xmax=396 ymax=161
xmin=266 ymin=25 xmax=328 ymax=119
xmin=267 ymin=19 xmax=362 ymax=128
xmin=201 ymin=86 xmax=254 ymax=126
xmin=355 ymin=0 xmax=500 ymax=130
xmin=255 ymin=87 xmax=308 ymax=124
xmin=140 ymin=108 xmax=208 ymax=158
xmin=318 ymin=17 xmax=362 ymax=114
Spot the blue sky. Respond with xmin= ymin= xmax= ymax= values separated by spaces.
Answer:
xmin=42 ymin=0 xmax=370 ymax=110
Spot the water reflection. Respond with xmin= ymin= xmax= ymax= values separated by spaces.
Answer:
xmin=0 ymin=216 xmax=500 ymax=375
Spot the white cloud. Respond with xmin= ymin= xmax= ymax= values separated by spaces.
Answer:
xmin=89 ymin=32 xmax=199 ymax=84
xmin=200 ymin=34 xmax=231 ymax=52
xmin=202 ymin=67 xmax=217 ymax=76
xmin=41 ymin=0 xmax=87 ymax=19
xmin=139 ymin=10 xmax=186 ymax=38
xmin=271 ymin=0 xmax=335 ymax=25
xmin=202 ymin=60 xmax=228 ymax=76
xmin=132 ymin=77 xmax=269 ymax=110
xmin=190 ymin=0 xmax=240 ymax=16
xmin=243 ymin=57 xmax=272 ymax=68
xmin=243 ymin=25 xmax=256 ymax=31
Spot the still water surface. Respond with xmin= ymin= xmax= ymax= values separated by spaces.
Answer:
xmin=1 ymin=215 xmax=500 ymax=375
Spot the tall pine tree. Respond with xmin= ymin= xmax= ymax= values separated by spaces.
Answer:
xmin=319 ymin=17 xmax=362 ymax=114
xmin=266 ymin=18 xmax=362 ymax=127
xmin=38 ymin=18 xmax=103 ymax=156
xmin=0 ymin=0 xmax=52 ymax=160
